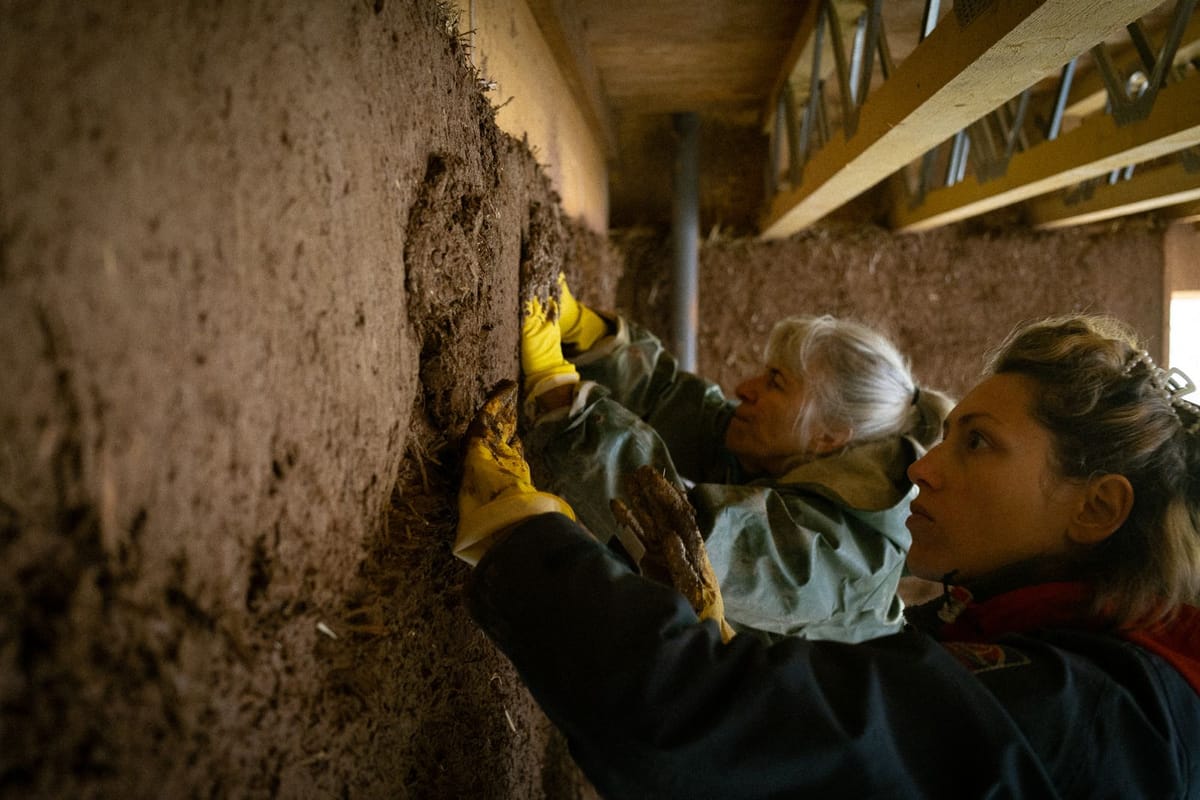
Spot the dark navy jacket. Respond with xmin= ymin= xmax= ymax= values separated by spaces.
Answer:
xmin=467 ymin=513 xmax=1200 ymax=799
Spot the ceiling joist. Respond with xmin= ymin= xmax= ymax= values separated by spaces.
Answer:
xmin=892 ymin=71 xmax=1200 ymax=231
xmin=1163 ymin=198 xmax=1200 ymax=222
xmin=526 ymin=0 xmax=620 ymax=158
xmin=759 ymin=0 xmax=1164 ymax=239
xmin=1026 ymin=156 xmax=1200 ymax=229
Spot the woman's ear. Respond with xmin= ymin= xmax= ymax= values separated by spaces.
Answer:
xmin=812 ymin=426 xmax=852 ymax=455
xmin=1068 ymin=473 xmax=1134 ymax=545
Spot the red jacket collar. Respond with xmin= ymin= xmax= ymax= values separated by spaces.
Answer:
xmin=1124 ymin=611 xmax=1200 ymax=697
xmin=936 ymin=582 xmax=1200 ymax=696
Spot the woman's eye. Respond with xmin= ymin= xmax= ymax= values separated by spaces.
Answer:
xmin=965 ymin=430 xmax=988 ymax=451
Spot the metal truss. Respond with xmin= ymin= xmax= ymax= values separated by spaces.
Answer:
xmin=759 ymin=0 xmax=1197 ymax=236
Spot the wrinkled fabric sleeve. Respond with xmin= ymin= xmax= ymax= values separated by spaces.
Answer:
xmin=573 ymin=318 xmax=737 ymax=483
xmin=524 ymin=387 xmax=686 ymax=545
xmin=467 ymin=512 xmax=1060 ymax=799
xmin=693 ymin=483 xmax=911 ymax=643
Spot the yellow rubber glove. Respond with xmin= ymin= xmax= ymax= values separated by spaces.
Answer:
xmin=454 ymin=381 xmax=576 ymax=566
xmin=610 ymin=466 xmax=736 ymax=642
xmin=556 ymin=272 xmax=610 ymax=353
xmin=521 ymin=295 xmax=579 ymax=414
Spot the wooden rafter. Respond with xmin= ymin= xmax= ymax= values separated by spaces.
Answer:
xmin=1026 ymin=158 xmax=1200 ymax=229
xmin=526 ymin=0 xmax=620 ymax=158
xmin=892 ymin=71 xmax=1200 ymax=231
xmin=1163 ymin=198 xmax=1200 ymax=222
xmin=760 ymin=0 xmax=1163 ymax=239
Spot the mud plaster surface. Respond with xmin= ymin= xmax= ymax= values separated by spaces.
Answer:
xmin=0 ymin=1 xmax=1170 ymax=797
xmin=616 ymin=219 xmax=1164 ymax=401
xmin=2 ymin=1 xmax=611 ymax=796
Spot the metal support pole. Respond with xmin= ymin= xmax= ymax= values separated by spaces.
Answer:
xmin=672 ymin=112 xmax=700 ymax=373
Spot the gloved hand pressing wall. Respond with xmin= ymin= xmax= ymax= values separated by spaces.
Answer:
xmin=521 ymin=295 xmax=579 ymax=418
xmin=555 ymin=272 xmax=610 ymax=354
xmin=454 ymin=380 xmax=576 ymax=566
xmin=610 ymin=466 xmax=736 ymax=643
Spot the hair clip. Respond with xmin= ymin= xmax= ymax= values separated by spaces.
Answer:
xmin=1164 ymin=367 xmax=1196 ymax=400
xmin=1162 ymin=368 xmax=1200 ymax=435
xmin=1120 ymin=355 xmax=1200 ymax=434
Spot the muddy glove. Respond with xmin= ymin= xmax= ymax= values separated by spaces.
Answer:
xmin=556 ymin=272 xmax=610 ymax=353
xmin=521 ymin=295 xmax=579 ymax=418
xmin=610 ymin=466 xmax=736 ymax=642
xmin=455 ymin=380 xmax=576 ymax=566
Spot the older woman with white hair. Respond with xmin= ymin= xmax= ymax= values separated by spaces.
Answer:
xmin=456 ymin=275 xmax=953 ymax=644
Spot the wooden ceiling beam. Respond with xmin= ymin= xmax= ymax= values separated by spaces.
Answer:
xmin=892 ymin=71 xmax=1200 ymax=231
xmin=760 ymin=0 xmax=1163 ymax=239
xmin=1163 ymin=198 xmax=1200 ymax=223
xmin=1026 ymin=158 xmax=1200 ymax=229
xmin=526 ymin=0 xmax=620 ymax=158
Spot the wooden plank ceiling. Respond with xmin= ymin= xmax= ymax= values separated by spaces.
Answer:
xmin=566 ymin=0 xmax=813 ymax=116
xmin=528 ymin=0 xmax=1200 ymax=235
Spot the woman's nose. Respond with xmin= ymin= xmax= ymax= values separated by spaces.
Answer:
xmin=735 ymin=376 xmax=759 ymax=403
xmin=907 ymin=444 xmax=941 ymax=488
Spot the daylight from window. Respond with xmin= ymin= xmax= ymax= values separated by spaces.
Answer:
xmin=1170 ymin=292 xmax=1200 ymax=384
